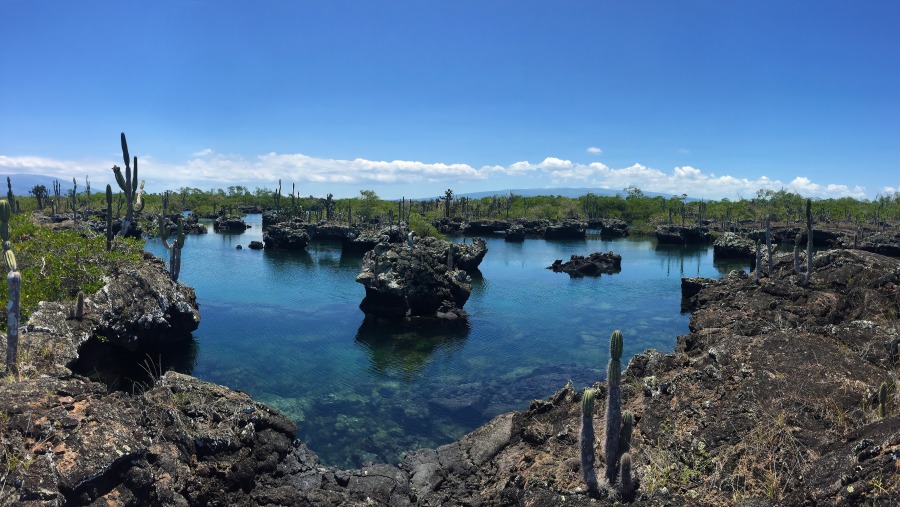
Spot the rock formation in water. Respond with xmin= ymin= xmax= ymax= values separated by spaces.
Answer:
xmin=547 ymin=251 xmax=622 ymax=278
xmin=262 ymin=219 xmax=311 ymax=250
xmin=712 ymin=231 xmax=756 ymax=260
xmin=355 ymin=236 xmax=487 ymax=319
xmin=655 ymin=224 xmax=713 ymax=244
xmin=213 ymin=215 xmax=250 ymax=232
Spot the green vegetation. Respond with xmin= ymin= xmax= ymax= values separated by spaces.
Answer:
xmin=0 ymin=212 xmax=144 ymax=330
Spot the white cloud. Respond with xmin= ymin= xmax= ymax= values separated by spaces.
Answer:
xmin=0 ymin=151 xmax=873 ymax=200
xmin=586 ymin=146 xmax=602 ymax=155
xmin=192 ymin=148 xmax=214 ymax=157
xmin=677 ymin=148 xmax=691 ymax=155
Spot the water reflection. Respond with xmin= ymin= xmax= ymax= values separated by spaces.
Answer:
xmin=355 ymin=317 xmax=470 ymax=380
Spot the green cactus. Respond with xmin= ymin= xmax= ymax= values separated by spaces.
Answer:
xmin=620 ymin=410 xmax=633 ymax=456
xmin=6 ymin=177 xmax=14 ymax=210
xmin=619 ymin=452 xmax=634 ymax=501
xmin=580 ymin=388 xmax=600 ymax=497
xmin=105 ymin=185 xmax=114 ymax=251
xmin=75 ymin=291 xmax=84 ymax=321
xmin=605 ymin=330 xmax=624 ymax=484
xmin=159 ymin=214 xmax=186 ymax=281
xmin=804 ymin=199 xmax=813 ymax=286
xmin=1 ymin=199 xmax=21 ymax=378
xmin=878 ymin=382 xmax=888 ymax=418
xmin=610 ymin=329 xmax=623 ymax=360
xmin=111 ymin=132 xmax=145 ymax=237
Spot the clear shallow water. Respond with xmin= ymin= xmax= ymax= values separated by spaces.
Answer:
xmin=144 ymin=214 xmax=745 ymax=468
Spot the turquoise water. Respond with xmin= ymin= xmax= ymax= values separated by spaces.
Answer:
xmin=144 ymin=214 xmax=744 ymax=468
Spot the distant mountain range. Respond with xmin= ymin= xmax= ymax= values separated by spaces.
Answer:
xmin=1 ymin=173 xmax=71 ymax=198
xmin=426 ymin=187 xmax=680 ymax=200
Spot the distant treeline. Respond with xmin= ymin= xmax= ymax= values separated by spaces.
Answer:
xmin=12 ymin=180 xmax=900 ymax=234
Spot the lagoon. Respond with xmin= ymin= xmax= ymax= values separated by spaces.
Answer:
xmin=144 ymin=214 xmax=745 ymax=468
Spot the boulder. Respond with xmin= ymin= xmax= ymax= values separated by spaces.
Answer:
xmin=355 ymin=236 xmax=487 ymax=319
xmin=248 ymin=240 xmax=264 ymax=250
xmin=543 ymin=219 xmax=586 ymax=240
xmin=591 ymin=218 xmax=629 ymax=238
xmin=713 ymin=232 xmax=756 ymax=260
xmin=504 ymin=224 xmax=525 ymax=242
xmin=263 ymin=220 xmax=310 ymax=250
xmin=655 ymin=225 xmax=712 ymax=244
xmin=547 ymin=251 xmax=622 ymax=278
xmin=213 ymin=215 xmax=250 ymax=232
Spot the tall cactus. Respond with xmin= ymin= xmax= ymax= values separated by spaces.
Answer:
xmin=6 ymin=177 xmax=14 ymax=210
xmin=1 ymin=200 xmax=21 ymax=378
xmin=159 ymin=214 xmax=186 ymax=282
xmin=604 ymin=330 xmax=624 ymax=484
xmin=619 ymin=452 xmax=634 ymax=501
xmin=878 ymin=382 xmax=888 ymax=418
xmin=111 ymin=132 xmax=145 ymax=237
xmin=105 ymin=185 xmax=114 ymax=251
xmin=804 ymin=199 xmax=813 ymax=286
xmin=580 ymin=388 xmax=600 ymax=497
xmin=765 ymin=214 xmax=772 ymax=276
xmin=71 ymin=178 xmax=78 ymax=224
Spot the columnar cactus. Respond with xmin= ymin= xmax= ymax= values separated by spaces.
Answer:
xmin=804 ymin=199 xmax=813 ymax=286
xmin=111 ymin=132 xmax=145 ymax=237
xmin=580 ymin=388 xmax=600 ymax=497
xmin=159 ymin=214 xmax=186 ymax=282
xmin=75 ymin=291 xmax=84 ymax=321
xmin=765 ymin=214 xmax=772 ymax=276
xmin=878 ymin=382 xmax=888 ymax=418
xmin=6 ymin=177 xmax=14 ymax=210
xmin=793 ymin=232 xmax=802 ymax=277
xmin=604 ymin=330 xmax=624 ymax=484
xmin=619 ymin=452 xmax=634 ymax=501
xmin=71 ymin=178 xmax=78 ymax=224
xmin=105 ymin=185 xmax=114 ymax=251
xmin=1 ymin=200 xmax=21 ymax=378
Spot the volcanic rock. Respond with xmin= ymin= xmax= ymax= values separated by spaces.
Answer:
xmin=547 ymin=251 xmax=622 ymax=278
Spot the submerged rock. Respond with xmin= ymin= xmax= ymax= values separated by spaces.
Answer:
xmin=355 ymin=236 xmax=487 ymax=319
xmin=547 ymin=251 xmax=622 ymax=278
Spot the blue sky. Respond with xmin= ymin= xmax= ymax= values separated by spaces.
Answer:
xmin=1 ymin=1 xmax=898 ymax=200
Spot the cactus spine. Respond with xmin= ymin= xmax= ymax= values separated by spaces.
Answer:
xmin=580 ymin=388 xmax=600 ymax=497
xmin=1 ymin=200 xmax=20 ymax=378
xmin=604 ymin=330 xmax=624 ymax=484
xmin=111 ymin=132 xmax=145 ymax=237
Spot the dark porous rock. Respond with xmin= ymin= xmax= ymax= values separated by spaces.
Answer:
xmin=355 ymin=236 xmax=486 ymax=319
xmin=434 ymin=217 xmax=466 ymax=234
xmin=343 ymin=225 xmax=407 ymax=253
xmin=213 ymin=215 xmax=249 ymax=232
xmin=590 ymin=218 xmax=629 ymax=238
xmin=504 ymin=224 xmax=525 ymax=242
xmin=183 ymin=213 xmax=207 ymax=234
xmin=856 ymin=230 xmax=900 ymax=258
xmin=248 ymin=240 xmax=264 ymax=250
xmin=656 ymin=224 xmax=713 ymax=244
xmin=713 ymin=232 xmax=756 ymax=260
xmin=544 ymin=219 xmax=586 ymax=240
xmin=464 ymin=220 xmax=509 ymax=235
xmin=22 ymin=254 xmax=201 ymax=373
xmin=521 ymin=219 xmax=551 ymax=235
xmin=263 ymin=220 xmax=311 ymax=250
xmin=547 ymin=251 xmax=622 ymax=278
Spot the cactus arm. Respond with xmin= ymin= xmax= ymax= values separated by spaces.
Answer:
xmin=604 ymin=330 xmax=624 ymax=484
xmin=580 ymin=388 xmax=600 ymax=497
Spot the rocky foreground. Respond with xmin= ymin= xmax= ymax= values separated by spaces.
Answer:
xmin=3 ymin=245 xmax=900 ymax=505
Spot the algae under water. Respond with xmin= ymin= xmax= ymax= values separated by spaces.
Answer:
xmin=144 ymin=214 xmax=745 ymax=468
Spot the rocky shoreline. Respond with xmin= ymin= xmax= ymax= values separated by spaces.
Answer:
xmin=3 ymin=237 xmax=900 ymax=505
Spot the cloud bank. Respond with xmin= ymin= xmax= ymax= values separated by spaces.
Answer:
xmin=0 ymin=151 xmax=871 ymax=200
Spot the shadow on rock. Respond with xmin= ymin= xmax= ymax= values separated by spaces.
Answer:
xmin=71 ymin=337 xmax=198 ymax=392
